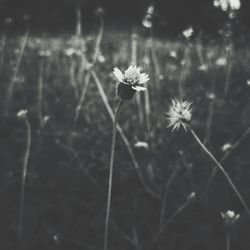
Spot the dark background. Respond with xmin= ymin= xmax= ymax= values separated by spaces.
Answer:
xmin=0 ymin=0 xmax=250 ymax=35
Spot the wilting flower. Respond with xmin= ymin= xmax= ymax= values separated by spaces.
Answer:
xmin=113 ymin=66 xmax=149 ymax=100
xmin=221 ymin=210 xmax=240 ymax=226
xmin=166 ymin=100 xmax=192 ymax=131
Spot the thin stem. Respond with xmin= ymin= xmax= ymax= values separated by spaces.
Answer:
xmin=189 ymin=127 xmax=250 ymax=218
xmin=204 ymin=126 xmax=250 ymax=192
xmin=227 ymin=232 xmax=230 ymax=250
xmin=4 ymin=27 xmax=29 ymax=116
xmin=91 ymin=69 xmax=160 ymax=199
xmin=159 ymin=168 xmax=178 ymax=229
xmin=19 ymin=117 xmax=31 ymax=244
xmin=146 ymin=196 xmax=194 ymax=250
xmin=104 ymin=99 xmax=124 ymax=250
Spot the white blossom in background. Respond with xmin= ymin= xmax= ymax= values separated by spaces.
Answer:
xmin=221 ymin=143 xmax=232 ymax=152
xmin=142 ymin=4 xmax=154 ymax=28
xmin=166 ymin=100 xmax=192 ymax=131
xmin=17 ymin=110 xmax=28 ymax=119
xmin=134 ymin=141 xmax=149 ymax=149
xmin=183 ymin=27 xmax=194 ymax=39
xmin=213 ymin=0 xmax=241 ymax=11
xmin=221 ymin=210 xmax=240 ymax=224
xmin=216 ymin=57 xmax=227 ymax=67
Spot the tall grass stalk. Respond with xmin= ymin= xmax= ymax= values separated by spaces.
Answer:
xmin=0 ymin=32 xmax=6 ymax=75
xmin=91 ymin=69 xmax=159 ymax=199
xmin=104 ymin=99 xmax=124 ymax=250
xmin=4 ymin=28 xmax=29 ymax=116
xmin=159 ymin=168 xmax=179 ymax=229
xmin=72 ymin=11 xmax=104 ymax=127
xmin=131 ymin=27 xmax=143 ymax=125
xmin=189 ymin=127 xmax=250 ymax=218
xmin=19 ymin=116 xmax=31 ymax=244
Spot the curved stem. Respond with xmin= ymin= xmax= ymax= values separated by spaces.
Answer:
xmin=189 ymin=127 xmax=250 ymax=218
xmin=104 ymin=100 xmax=124 ymax=250
xmin=19 ymin=118 xmax=31 ymax=244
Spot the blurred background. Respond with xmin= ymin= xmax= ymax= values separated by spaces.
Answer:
xmin=0 ymin=0 xmax=250 ymax=250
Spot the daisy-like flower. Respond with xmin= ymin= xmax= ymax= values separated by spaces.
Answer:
xmin=221 ymin=210 xmax=240 ymax=226
xmin=166 ymin=100 xmax=192 ymax=131
xmin=113 ymin=66 xmax=149 ymax=100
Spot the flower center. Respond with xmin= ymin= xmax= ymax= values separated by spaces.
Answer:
xmin=124 ymin=67 xmax=140 ymax=85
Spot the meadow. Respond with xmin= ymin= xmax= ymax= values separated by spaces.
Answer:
xmin=0 ymin=23 xmax=250 ymax=250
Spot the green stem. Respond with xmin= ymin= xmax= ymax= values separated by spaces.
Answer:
xmin=104 ymin=99 xmax=124 ymax=250
xmin=189 ymin=127 xmax=250 ymax=218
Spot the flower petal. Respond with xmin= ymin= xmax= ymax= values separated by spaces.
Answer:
xmin=113 ymin=68 xmax=124 ymax=82
xmin=139 ymin=73 xmax=149 ymax=84
xmin=132 ymin=86 xmax=147 ymax=92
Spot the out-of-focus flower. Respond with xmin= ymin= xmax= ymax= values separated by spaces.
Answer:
xmin=206 ymin=92 xmax=216 ymax=100
xmin=183 ymin=27 xmax=194 ymax=39
xmin=134 ymin=141 xmax=149 ymax=149
xmin=64 ymin=48 xmax=82 ymax=57
xmin=38 ymin=50 xmax=52 ymax=57
xmin=170 ymin=50 xmax=178 ymax=59
xmin=247 ymin=80 xmax=250 ymax=86
xmin=221 ymin=143 xmax=232 ymax=152
xmin=4 ymin=17 xmax=13 ymax=25
xmin=98 ymin=53 xmax=106 ymax=63
xmin=95 ymin=6 xmax=105 ymax=16
xmin=214 ymin=0 xmax=241 ymax=11
xmin=198 ymin=64 xmax=209 ymax=71
xmin=166 ymin=100 xmax=192 ymax=131
xmin=113 ymin=66 xmax=149 ymax=100
xmin=17 ymin=110 xmax=28 ymax=119
xmin=187 ymin=192 xmax=196 ymax=201
xmin=142 ymin=4 xmax=154 ymax=28
xmin=23 ymin=14 xmax=31 ymax=22
xmin=221 ymin=210 xmax=240 ymax=225
xmin=216 ymin=57 xmax=227 ymax=67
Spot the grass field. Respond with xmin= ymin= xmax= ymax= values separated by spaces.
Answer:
xmin=0 ymin=27 xmax=250 ymax=250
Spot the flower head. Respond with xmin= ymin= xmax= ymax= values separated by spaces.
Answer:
xmin=166 ymin=100 xmax=192 ymax=131
xmin=183 ymin=27 xmax=194 ymax=39
xmin=113 ymin=66 xmax=149 ymax=100
xmin=221 ymin=210 xmax=240 ymax=226
xmin=213 ymin=0 xmax=241 ymax=11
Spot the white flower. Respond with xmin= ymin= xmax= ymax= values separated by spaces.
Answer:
xmin=17 ymin=110 xmax=28 ymax=119
xmin=183 ymin=27 xmax=193 ymax=39
xmin=113 ymin=66 xmax=149 ymax=92
xmin=214 ymin=0 xmax=241 ymax=11
xmin=134 ymin=141 xmax=149 ymax=149
xmin=216 ymin=57 xmax=227 ymax=67
xmin=221 ymin=210 xmax=240 ymax=224
xmin=166 ymin=100 xmax=192 ymax=131
xmin=221 ymin=143 xmax=232 ymax=152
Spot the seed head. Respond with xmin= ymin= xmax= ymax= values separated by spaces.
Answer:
xmin=166 ymin=100 xmax=192 ymax=131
